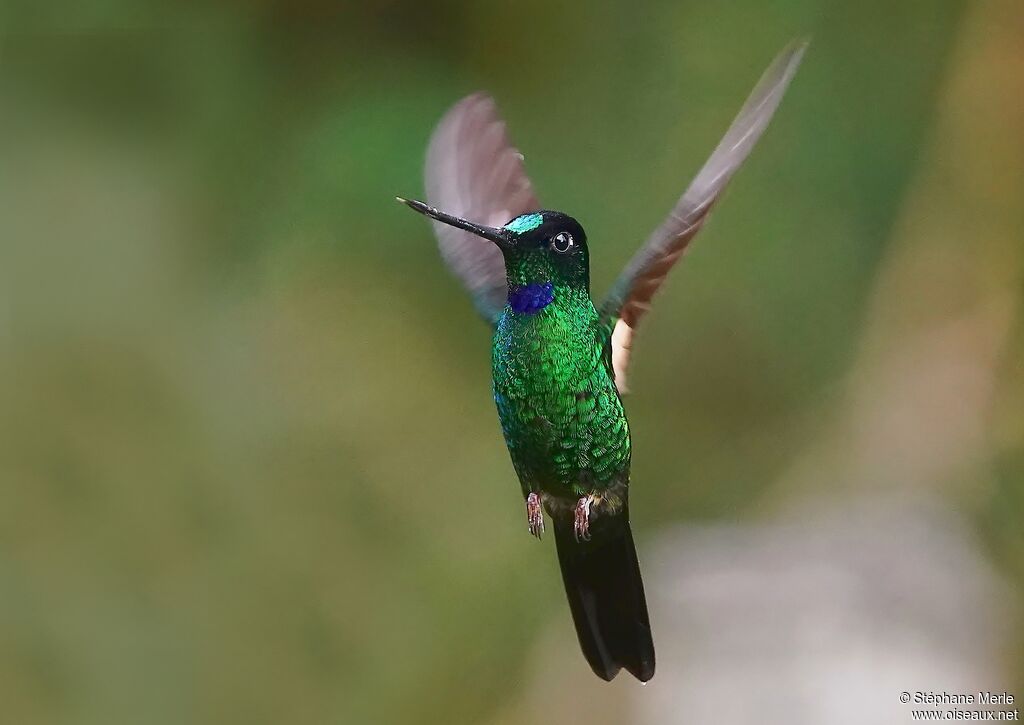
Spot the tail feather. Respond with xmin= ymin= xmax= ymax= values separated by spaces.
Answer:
xmin=552 ymin=507 xmax=655 ymax=682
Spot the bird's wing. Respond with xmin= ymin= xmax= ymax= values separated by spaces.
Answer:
xmin=425 ymin=93 xmax=541 ymax=324
xmin=600 ymin=40 xmax=807 ymax=393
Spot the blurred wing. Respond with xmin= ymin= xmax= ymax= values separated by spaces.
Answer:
xmin=425 ymin=93 xmax=541 ymax=324
xmin=601 ymin=40 xmax=807 ymax=392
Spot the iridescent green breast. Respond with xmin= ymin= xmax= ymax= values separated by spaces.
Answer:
xmin=492 ymin=287 xmax=630 ymax=500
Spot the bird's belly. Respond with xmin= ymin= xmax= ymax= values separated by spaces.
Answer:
xmin=492 ymin=336 xmax=630 ymax=498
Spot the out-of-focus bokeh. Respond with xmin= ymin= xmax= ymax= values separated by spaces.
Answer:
xmin=2 ymin=1 xmax=1022 ymax=723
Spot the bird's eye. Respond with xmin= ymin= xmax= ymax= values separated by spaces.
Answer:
xmin=551 ymin=231 xmax=574 ymax=253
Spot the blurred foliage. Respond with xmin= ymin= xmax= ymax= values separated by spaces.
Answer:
xmin=1 ymin=0 xmax=1021 ymax=723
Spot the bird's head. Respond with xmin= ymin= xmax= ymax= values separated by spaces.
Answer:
xmin=398 ymin=199 xmax=590 ymax=306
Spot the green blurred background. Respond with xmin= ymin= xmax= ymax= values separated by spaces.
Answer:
xmin=1 ymin=1 xmax=1022 ymax=723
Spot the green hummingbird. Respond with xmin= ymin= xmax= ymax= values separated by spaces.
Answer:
xmin=398 ymin=41 xmax=805 ymax=682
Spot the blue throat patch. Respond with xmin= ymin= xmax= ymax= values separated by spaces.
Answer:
xmin=508 ymin=282 xmax=554 ymax=314
xmin=503 ymin=213 xmax=544 ymax=234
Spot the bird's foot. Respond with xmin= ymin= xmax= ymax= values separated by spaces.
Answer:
xmin=574 ymin=495 xmax=594 ymax=542
xmin=526 ymin=492 xmax=544 ymax=539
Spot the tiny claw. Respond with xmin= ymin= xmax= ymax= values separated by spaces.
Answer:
xmin=574 ymin=495 xmax=593 ymax=542
xmin=526 ymin=492 xmax=544 ymax=539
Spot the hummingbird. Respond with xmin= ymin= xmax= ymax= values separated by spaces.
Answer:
xmin=398 ymin=41 xmax=805 ymax=682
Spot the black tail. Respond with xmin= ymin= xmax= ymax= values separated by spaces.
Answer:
xmin=552 ymin=507 xmax=655 ymax=682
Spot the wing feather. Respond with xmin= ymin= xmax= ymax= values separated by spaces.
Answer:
xmin=424 ymin=93 xmax=541 ymax=323
xmin=602 ymin=40 xmax=807 ymax=392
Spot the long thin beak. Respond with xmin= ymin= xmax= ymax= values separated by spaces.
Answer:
xmin=396 ymin=197 xmax=510 ymax=248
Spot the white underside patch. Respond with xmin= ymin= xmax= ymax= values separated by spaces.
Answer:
xmin=611 ymin=318 xmax=634 ymax=394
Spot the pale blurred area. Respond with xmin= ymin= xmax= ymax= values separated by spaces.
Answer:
xmin=1 ymin=1 xmax=1022 ymax=724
